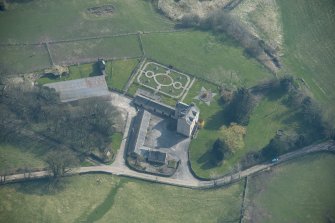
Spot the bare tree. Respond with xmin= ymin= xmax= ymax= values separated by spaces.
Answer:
xmin=46 ymin=149 xmax=79 ymax=180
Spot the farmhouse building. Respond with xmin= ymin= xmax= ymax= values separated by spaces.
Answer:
xmin=175 ymin=102 xmax=199 ymax=137
xmin=133 ymin=94 xmax=200 ymax=137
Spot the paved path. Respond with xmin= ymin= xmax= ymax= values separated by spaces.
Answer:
xmin=3 ymin=140 xmax=334 ymax=188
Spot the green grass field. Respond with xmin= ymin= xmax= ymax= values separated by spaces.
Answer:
xmin=0 ymin=45 xmax=50 ymax=74
xmin=49 ymin=36 xmax=142 ymax=65
xmin=245 ymin=154 xmax=335 ymax=223
xmin=0 ymin=0 xmax=174 ymax=43
xmin=0 ymin=175 xmax=243 ymax=223
xmin=106 ymin=59 xmax=139 ymax=91
xmin=37 ymin=63 xmax=96 ymax=85
xmin=142 ymin=31 xmax=272 ymax=87
xmin=278 ymin=0 xmax=335 ymax=109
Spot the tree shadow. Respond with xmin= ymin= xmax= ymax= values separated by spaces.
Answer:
xmin=90 ymin=62 xmax=101 ymax=77
xmin=194 ymin=139 xmax=219 ymax=171
xmin=264 ymin=88 xmax=286 ymax=101
xmin=75 ymin=180 xmax=124 ymax=223
xmin=15 ymin=178 xmax=69 ymax=196
xmin=197 ymin=148 xmax=218 ymax=170
xmin=205 ymin=109 xmax=230 ymax=130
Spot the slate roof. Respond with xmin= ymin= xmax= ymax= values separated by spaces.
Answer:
xmin=127 ymin=109 xmax=151 ymax=154
xmin=133 ymin=94 xmax=175 ymax=117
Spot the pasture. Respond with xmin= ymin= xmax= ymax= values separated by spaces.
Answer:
xmin=0 ymin=45 xmax=50 ymax=74
xmin=48 ymin=36 xmax=142 ymax=65
xmin=0 ymin=174 xmax=243 ymax=223
xmin=245 ymin=154 xmax=335 ymax=223
xmin=278 ymin=0 xmax=335 ymax=109
xmin=142 ymin=31 xmax=272 ymax=87
xmin=0 ymin=0 xmax=174 ymax=43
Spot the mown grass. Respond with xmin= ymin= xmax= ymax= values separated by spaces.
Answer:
xmin=49 ymin=36 xmax=142 ymax=65
xmin=106 ymin=59 xmax=140 ymax=91
xmin=246 ymin=154 xmax=335 ymax=223
xmin=0 ymin=175 xmax=243 ymax=223
xmin=142 ymin=31 xmax=272 ymax=87
xmin=278 ymin=0 xmax=335 ymax=109
xmin=0 ymin=45 xmax=50 ymax=74
xmin=0 ymin=0 xmax=174 ymax=43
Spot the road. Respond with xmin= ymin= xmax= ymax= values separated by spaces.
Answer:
xmin=3 ymin=140 xmax=334 ymax=189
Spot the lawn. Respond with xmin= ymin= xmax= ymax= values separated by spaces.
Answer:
xmin=37 ymin=62 xmax=97 ymax=85
xmin=105 ymin=59 xmax=139 ymax=91
xmin=243 ymin=91 xmax=294 ymax=151
xmin=188 ymin=85 xmax=311 ymax=179
xmin=278 ymin=0 xmax=335 ymax=110
xmin=142 ymin=31 xmax=272 ymax=87
xmin=0 ymin=45 xmax=50 ymax=75
xmin=186 ymin=80 xmax=231 ymax=179
xmin=0 ymin=0 xmax=174 ymax=43
xmin=0 ymin=175 xmax=244 ymax=223
xmin=245 ymin=153 xmax=335 ymax=223
xmin=49 ymin=36 xmax=142 ymax=65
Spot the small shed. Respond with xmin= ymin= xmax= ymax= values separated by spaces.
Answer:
xmin=147 ymin=151 xmax=166 ymax=165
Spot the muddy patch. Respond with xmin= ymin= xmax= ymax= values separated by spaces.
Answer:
xmin=86 ymin=5 xmax=115 ymax=17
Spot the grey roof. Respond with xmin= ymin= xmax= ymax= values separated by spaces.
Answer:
xmin=44 ymin=76 xmax=109 ymax=102
xmin=133 ymin=94 xmax=175 ymax=116
xmin=136 ymin=88 xmax=161 ymax=101
xmin=127 ymin=109 xmax=151 ymax=154
xmin=148 ymin=151 xmax=166 ymax=164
